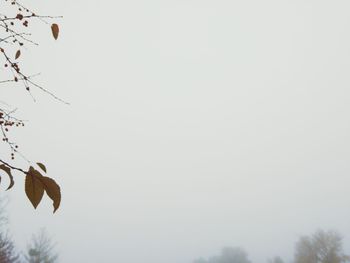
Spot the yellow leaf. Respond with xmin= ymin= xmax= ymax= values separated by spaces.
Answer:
xmin=37 ymin=162 xmax=47 ymax=173
xmin=40 ymin=176 xmax=61 ymax=213
xmin=15 ymin=50 xmax=21 ymax=60
xmin=25 ymin=167 xmax=44 ymax=209
xmin=51 ymin=23 xmax=59 ymax=40
xmin=0 ymin=164 xmax=14 ymax=190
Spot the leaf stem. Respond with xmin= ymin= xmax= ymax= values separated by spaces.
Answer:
xmin=0 ymin=159 xmax=26 ymax=174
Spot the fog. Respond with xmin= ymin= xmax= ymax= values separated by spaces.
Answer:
xmin=3 ymin=0 xmax=350 ymax=262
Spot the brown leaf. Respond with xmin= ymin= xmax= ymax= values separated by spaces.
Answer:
xmin=15 ymin=50 xmax=21 ymax=60
xmin=37 ymin=162 xmax=47 ymax=173
xmin=51 ymin=23 xmax=59 ymax=40
xmin=40 ymin=176 xmax=61 ymax=213
xmin=0 ymin=164 xmax=14 ymax=190
xmin=25 ymin=167 xmax=44 ymax=209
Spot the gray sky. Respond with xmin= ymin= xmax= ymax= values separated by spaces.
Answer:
xmin=3 ymin=0 xmax=350 ymax=262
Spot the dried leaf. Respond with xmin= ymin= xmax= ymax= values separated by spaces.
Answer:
xmin=40 ymin=176 xmax=61 ymax=213
xmin=25 ymin=167 xmax=44 ymax=209
xmin=15 ymin=50 xmax=21 ymax=60
xmin=0 ymin=164 xmax=14 ymax=190
xmin=37 ymin=162 xmax=47 ymax=173
xmin=51 ymin=23 xmax=59 ymax=40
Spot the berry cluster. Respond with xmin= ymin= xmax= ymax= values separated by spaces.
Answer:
xmin=0 ymin=110 xmax=24 ymax=159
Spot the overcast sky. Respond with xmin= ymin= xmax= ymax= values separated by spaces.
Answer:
xmin=2 ymin=0 xmax=350 ymax=262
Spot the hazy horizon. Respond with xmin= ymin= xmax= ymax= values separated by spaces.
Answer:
xmin=2 ymin=0 xmax=350 ymax=262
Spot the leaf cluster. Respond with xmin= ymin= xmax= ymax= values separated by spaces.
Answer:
xmin=0 ymin=163 xmax=61 ymax=213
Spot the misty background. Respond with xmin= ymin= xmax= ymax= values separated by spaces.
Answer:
xmin=2 ymin=0 xmax=350 ymax=262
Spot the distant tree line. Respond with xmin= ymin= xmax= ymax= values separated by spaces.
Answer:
xmin=0 ymin=197 xmax=58 ymax=263
xmin=194 ymin=230 xmax=350 ymax=263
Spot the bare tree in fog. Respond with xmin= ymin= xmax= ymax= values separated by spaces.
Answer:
xmin=24 ymin=229 xmax=58 ymax=263
xmin=294 ymin=230 xmax=350 ymax=263
xmin=0 ymin=234 xmax=20 ymax=263
xmin=268 ymin=256 xmax=285 ymax=263
xmin=194 ymin=247 xmax=252 ymax=263
xmin=0 ymin=196 xmax=20 ymax=263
